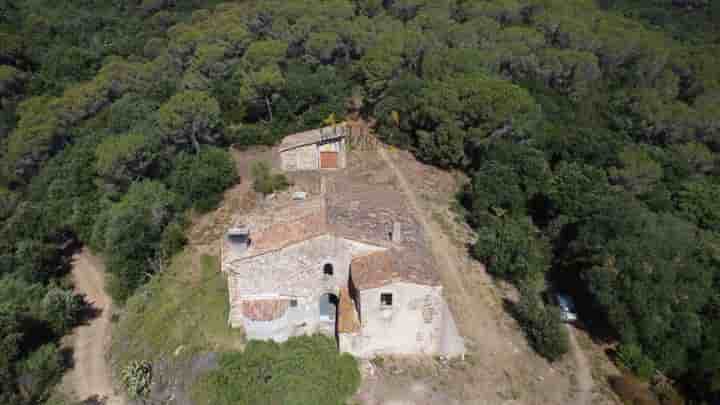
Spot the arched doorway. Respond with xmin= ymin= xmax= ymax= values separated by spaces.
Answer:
xmin=319 ymin=293 xmax=338 ymax=321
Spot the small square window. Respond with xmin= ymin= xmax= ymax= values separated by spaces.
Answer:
xmin=290 ymin=299 xmax=298 ymax=308
xmin=323 ymin=263 xmax=334 ymax=276
xmin=380 ymin=293 xmax=393 ymax=306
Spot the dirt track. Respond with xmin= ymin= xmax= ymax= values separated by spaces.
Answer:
xmin=61 ymin=249 xmax=124 ymax=405
xmin=378 ymin=145 xmax=595 ymax=404
xmin=568 ymin=325 xmax=594 ymax=404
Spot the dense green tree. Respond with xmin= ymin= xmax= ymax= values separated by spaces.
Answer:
xmin=674 ymin=179 xmax=720 ymax=232
xmin=472 ymin=216 xmax=551 ymax=282
xmin=95 ymin=133 xmax=159 ymax=191
xmin=0 ymin=0 xmax=719 ymax=401
xmin=93 ymin=181 xmax=178 ymax=301
xmin=165 ymin=147 xmax=237 ymax=212
xmin=608 ymin=145 xmax=663 ymax=195
xmin=158 ymin=90 xmax=222 ymax=152
xmin=0 ymin=307 xmax=22 ymax=404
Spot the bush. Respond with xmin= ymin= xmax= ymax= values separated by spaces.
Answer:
xmin=618 ymin=343 xmax=656 ymax=380
xmin=513 ymin=290 xmax=569 ymax=361
xmin=160 ymin=220 xmax=188 ymax=258
xmin=250 ymin=160 xmax=289 ymax=195
xmin=41 ymin=287 xmax=85 ymax=336
xmin=166 ymin=146 xmax=237 ymax=212
xmin=192 ymin=335 xmax=360 ymax=405
xmin=121 ymin=360 xmax=152 ymax=399
xmin=17 ymin=344 xmax=64 ymax=404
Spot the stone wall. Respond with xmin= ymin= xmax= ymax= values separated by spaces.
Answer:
xmin=227 ymin=235 xmax=384 ymax=339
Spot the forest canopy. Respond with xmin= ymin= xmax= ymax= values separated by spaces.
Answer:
xmin=1 ymin=0 xmax=719 ymax=403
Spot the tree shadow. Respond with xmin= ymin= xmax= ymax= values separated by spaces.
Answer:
xmin=60 ymin=346 xmax=75 ymax=370
xmin=77 ymin=297 xmax=103 ymax=325
xmin=80 ymin=395 xmax=108 ymax=405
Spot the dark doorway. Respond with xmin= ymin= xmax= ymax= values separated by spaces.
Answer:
xmin=319 ymin=293 xmax=338 ymax=321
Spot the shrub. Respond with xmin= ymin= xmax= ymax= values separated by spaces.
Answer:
xmin=41 ymin=287 xmax=85 ymax=336
xmin=250 ymin=160 xmax=289 ymax=195
xmin=618 ymin=343 xmax=656 ymax=380
xmin=121 ymin=360 xmax=152 ymax=399
xmin=513 ymin=290 xmax=569 ymax=361
xmin=166 ymin=146 xmax=237 ymax=212
xmin=160 ymin=220 xmax=188 ymax=258
xmin=193 ymin=335 xmax=360 ymax=405
xmin=17 ymin=344 xmax=64 ymax=404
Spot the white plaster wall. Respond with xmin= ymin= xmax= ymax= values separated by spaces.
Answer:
xmin=351 ymin=282 xmax=445 ymax=357
xmin=280 ymin=138 xmax=345 ymax=171
xmin=438 ymin=300 xmax=466 ymax=357
xmin=281 ymin=149 xmax=299 ymax=171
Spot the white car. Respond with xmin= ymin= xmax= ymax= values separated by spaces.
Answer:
xmin=556 ymin=293 xmax=578 ymax=323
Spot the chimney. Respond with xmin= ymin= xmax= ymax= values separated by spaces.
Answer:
xmin=227 ymin=226 xmax=251 ymax=253
xmin=391 ymin=221 xmax=402 ymax=243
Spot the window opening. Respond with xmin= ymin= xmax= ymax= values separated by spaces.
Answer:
xmin=380 ymin=293 xmax=393 ymax=307
xmin=323 ymin=263 xmax=334 ymax=276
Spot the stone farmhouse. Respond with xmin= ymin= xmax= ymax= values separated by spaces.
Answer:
xmin=221 ymin=126 xmax=464 ymax=358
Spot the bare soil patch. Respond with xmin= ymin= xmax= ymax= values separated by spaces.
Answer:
xmin=60 ymin=249 xmax=125 ymax=405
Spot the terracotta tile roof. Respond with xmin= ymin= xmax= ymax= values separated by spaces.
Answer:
xmin=350 ymin=251 xmax=394 ymax=290
xmin=251 ymin=210 xmax=327 ymax=252
xmin=328 ymin=187 xmax=440 ymax=288
xmin=278 ymin=124 xmax=347 ymax=152
xmin=224 ymin=176 xmax=440 ymax=288
xmin=337 ymin=287 xmax=360 ymax=333
xmin=241 ymin=299 xmax=289 ymax=321
xmin=224 ymin=196 xmax=327 ymax=261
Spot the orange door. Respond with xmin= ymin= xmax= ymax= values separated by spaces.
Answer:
xmin=320 ymin=151 xmax=338 ymax=169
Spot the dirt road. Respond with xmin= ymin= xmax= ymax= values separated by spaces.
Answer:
xmin=567 ymin=325 xmax=594 ymax=404
xmin=61 ymin=249 xmax=124 ymax=405
xmin=377 ymin=145 xmax=592 ymax=404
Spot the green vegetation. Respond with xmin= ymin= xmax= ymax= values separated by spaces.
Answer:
xmin=192 ymin=335 xmax=360 ymax=405
xmin=512 ymin=289 xmax=569 ymax=362
xmin=251 ymin=160 xmax=290 ymax=195
xmin=113 ymin=253 xmax=243 ymax=368
xmin=1 ymin=0 xmax=719 ymax=402
xmin=166 ymin=147 xmax=238 ymax=211
xmin=120 ymin=360 xmax=153 ymax=399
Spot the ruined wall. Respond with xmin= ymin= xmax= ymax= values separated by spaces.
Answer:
xmin=238 ymin=296 xmax=333 ymax=342
xmin=341 ymin=282 xmax=446 ymax=357
xmin=227 ymin=235 xmax=384 ymax=340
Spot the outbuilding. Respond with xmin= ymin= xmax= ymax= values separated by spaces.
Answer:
xmin=279 ymin=124 xmax=348 ymax=171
